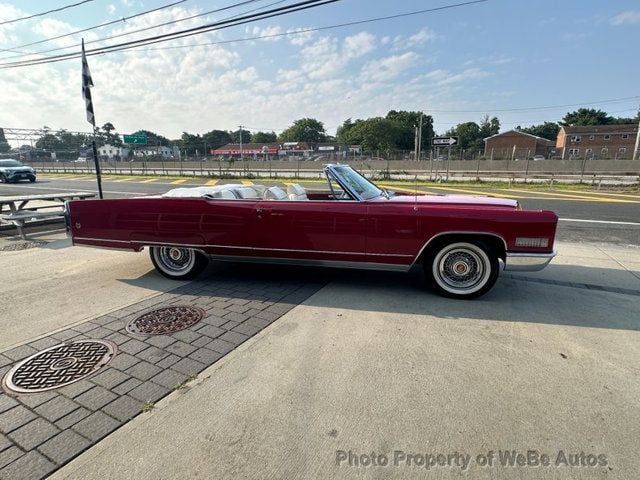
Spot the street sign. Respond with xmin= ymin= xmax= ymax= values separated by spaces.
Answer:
xmin=432 ymin=137 xmax=458 ymax=146
xmin=123 ymin=133 xmax=148 ymax=145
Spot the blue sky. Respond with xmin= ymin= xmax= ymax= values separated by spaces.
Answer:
xmin=0 ymin=0 xmax=638 ymax=141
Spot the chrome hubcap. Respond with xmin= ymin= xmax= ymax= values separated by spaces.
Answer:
xmin=155 ymin=247 xmax=195 ymax=274
xmin=432 ymin=243 xmax=492 ymax=295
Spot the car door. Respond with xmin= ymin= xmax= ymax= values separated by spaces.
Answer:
xmin=365 ymin=201 xmax=421 ymax=268
xmin=200 ymin=198 xmax=264 ymax=255
xmin=256 ymin=199 xmax=367 ymax=264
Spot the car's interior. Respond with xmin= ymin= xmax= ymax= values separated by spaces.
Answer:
xmin=162 ymin=183 xmax=318 ymax=201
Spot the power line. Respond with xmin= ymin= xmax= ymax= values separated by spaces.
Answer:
xmin=0 ymin=0 xmax=95 ymax=26
xmin=0 ymin=0 xmax=270 ymax=60
xmin=125 ymin=0 xmax=492 ymax=54
xmin=0 ymin=0 xmax=189 ymax=55
xmin=427 ymin=96 xmax=640 ymax=113
xmin=0 ymin=0 xmax=342 ymax=69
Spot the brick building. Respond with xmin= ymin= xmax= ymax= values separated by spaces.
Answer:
xmin=484 ymin=130 xmax=554 ymax=159
xmin=556 ymin=124 xmax=638 ymax=159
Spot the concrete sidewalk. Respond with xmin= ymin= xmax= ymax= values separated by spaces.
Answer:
xmin=49 ymin=242 xmax=640 ymax=480
xmin=0 ymin=232 xmax=187 ymax=351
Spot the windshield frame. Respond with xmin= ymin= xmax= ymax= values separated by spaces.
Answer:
xmin=323 ymin=164 xmax=384 ymax=201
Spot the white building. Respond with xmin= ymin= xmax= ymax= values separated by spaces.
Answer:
xmin=97 ymin=143 xmax=130 ymax=159
xmin=133 ymin=145 xmax=179 ymax=159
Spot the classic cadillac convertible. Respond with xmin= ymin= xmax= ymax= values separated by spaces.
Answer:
xmin=66 ymin=164 xmax=557 ymax=299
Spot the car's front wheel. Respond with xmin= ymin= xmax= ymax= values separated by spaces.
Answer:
xmin=149 ymin=246 xmax=209 ymax=280
xmin=426 ymin=240 xmax=498 ymax=299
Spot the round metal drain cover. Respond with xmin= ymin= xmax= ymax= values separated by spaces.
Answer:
xmin=2 ymin=340 xmax=116 ymax=394
xmin=126 ymin=305 xmax=205 ymax=335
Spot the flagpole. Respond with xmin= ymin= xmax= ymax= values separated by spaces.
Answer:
xmin=81 ymin=38 xmax=103 ymax=199
xmin=91 ymin=128 xmax=103 ymax=199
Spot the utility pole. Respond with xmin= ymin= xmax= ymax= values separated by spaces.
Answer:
xmin=417 ymin=113 xmax=424 ymax=161
xmin=238 ymin=125 xmax=244 ymax=160
xmin=633 ymin=115 xmax=640 ymax=161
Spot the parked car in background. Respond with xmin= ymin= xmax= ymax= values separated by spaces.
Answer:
xmin=0 ymin=159 xmax=36 ymax=183
xmin=66 ymin=165 xmax=558 ymax=299
xmin=532 ymin=155 xmax=545 ymax=161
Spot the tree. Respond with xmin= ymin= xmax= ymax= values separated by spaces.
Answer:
xmin=0 ymin=128 xmax=10 ymax=153
xmin=446 ymin=122 xmax=483 ymax=151
xmin=560 ymin=108 xmax=612 ymax=126
xmin=278 ymin=118 xmax=327 ymax=145
xmin=518 ymin=122 xmax=560 ymax=140
xmin=385 ymin=110 xmax=435 ymax=151
xmin=251 ymin=131 xmax=277 ymax=143
xmin=230 ymin=128 xmax=252 ymax=144
xmin=479 ymin=115 xmax=500 ymax=138
xmin=179 ymin=132 xmax=202 ymax=156
xmin=202 ymin=130 xmax=232 ymax=151
xmin=132 ymin=130 xmax=171 ymax=146
xmin=336 ymin=117 xmax=400 ymax=151
xmin=98 ymin=121 xmax=122 ymax=147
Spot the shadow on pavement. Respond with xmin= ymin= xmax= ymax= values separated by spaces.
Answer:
xmin=119 ymin=261 xmax=640 ymax=332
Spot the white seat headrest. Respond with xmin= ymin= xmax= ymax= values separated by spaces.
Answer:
xmin=233 ymin=187 xmax=259 ymax=199
xmin=287 ymin=183 xmax=308 ymax=200
xmin=263 ymin=186 xmax=288 ymax=200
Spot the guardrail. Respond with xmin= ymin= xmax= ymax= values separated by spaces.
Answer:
xmin=32 ymin=157 xmax=640 ymax=185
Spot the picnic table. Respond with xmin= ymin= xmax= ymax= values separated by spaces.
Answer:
xmin=0 ymin=192 xmax=95 ymax=239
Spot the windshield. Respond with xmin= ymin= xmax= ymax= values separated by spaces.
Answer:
xmin=0 ymin=160 xmax=23 ymax=167
xmin=331 ymin=165 xmax=384 ymax=200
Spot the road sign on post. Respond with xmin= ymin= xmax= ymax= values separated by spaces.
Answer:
xmin=432 ymin=137 xmax=458 ymax=146
xmin=123 ymin=133 xmax=147 ymax=145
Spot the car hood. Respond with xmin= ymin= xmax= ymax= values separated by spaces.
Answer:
xmin=1 ymin=166 xmax=33 ymax=173
xmin=384 ymin=193 xmax=518 ymax=208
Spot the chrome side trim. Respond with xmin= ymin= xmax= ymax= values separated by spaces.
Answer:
xmin=504 ymin=251 xmax=556 ymax=272
xmin=73 ymin=237 xmax=413 ymax=258
xmin=410 ymin=231 xmax=508 ymax=267
xmin=207 ymin=254 xmax=410 ymax=272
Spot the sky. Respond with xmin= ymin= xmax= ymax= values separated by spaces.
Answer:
xmin=0 ymin=0 xmax=639 ymax=143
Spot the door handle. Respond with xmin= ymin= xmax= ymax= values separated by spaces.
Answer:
xmin=256 ymin=207 xmax=263 ymax=214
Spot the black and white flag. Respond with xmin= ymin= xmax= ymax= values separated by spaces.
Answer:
xmin=81 ymin=38 xmax=95 ymax=127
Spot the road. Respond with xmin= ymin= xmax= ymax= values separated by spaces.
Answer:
xmin=1 ymin=174 xmax=639 ymax=246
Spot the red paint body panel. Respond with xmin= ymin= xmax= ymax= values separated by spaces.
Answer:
xmin=68 ymin=192 xmax=557 ymax=267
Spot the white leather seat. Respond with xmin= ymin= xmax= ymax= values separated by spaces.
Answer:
xmin=287 ymin=183 xmax=308 ymax=200
xmin=263 ymin=186 xmax=288 ymax=200
xmin=232 ymin=186 xmax=260 ymax=199
xmin=211 ymin=189 xmax=237 ymax=199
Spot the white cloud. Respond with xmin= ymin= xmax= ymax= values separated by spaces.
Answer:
xmin=0 ymin=3 xmax=24 ymax=44
xmin=392 ymin=27 xmax=435 ymax=50
xmin=343 ymin=32 xmax=376 ymax=59
xmin=360 ymin=52 xmax=419 ymax=82
xmin=610 ymin=10 xmax=640 ymax=25
xmin=286 ymin=28 xmax=315 ymax=46
xmin=107 ymin=4 xmax=116 ymax=14
xmin=422 ymin=68 xmax=492 ymax=86
xmin=248 ymin=25 xmax=283 ymax=41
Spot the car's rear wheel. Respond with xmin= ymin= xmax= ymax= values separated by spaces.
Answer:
xmin=149 ymin=246 xmax=208 ymax=280
xmin=0 ymin=174 xmax=6 ymax=183
xmin=426 ymin=240 xmax=498 ymax=299
xmin=29 ymin=177 xmax=36 ymax=183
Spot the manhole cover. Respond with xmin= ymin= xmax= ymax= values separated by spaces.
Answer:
xmin=2 ymin=340 xmax=116 ymax=394
xmin=126 ymin=305 xmax=205 ymax=335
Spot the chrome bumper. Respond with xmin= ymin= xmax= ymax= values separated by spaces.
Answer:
xmin=504 ymin=251 xmax=556 ymax=271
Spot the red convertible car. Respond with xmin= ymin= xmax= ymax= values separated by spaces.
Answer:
xmin=66 ymin=165 xmax=557 ymax=299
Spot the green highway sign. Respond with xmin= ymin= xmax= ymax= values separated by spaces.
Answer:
xmin=123 ymin=133 xmax=147 ymax=145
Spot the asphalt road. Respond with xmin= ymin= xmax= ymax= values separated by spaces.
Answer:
xmin=1 ymin=174 xmax=639 ymax=246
